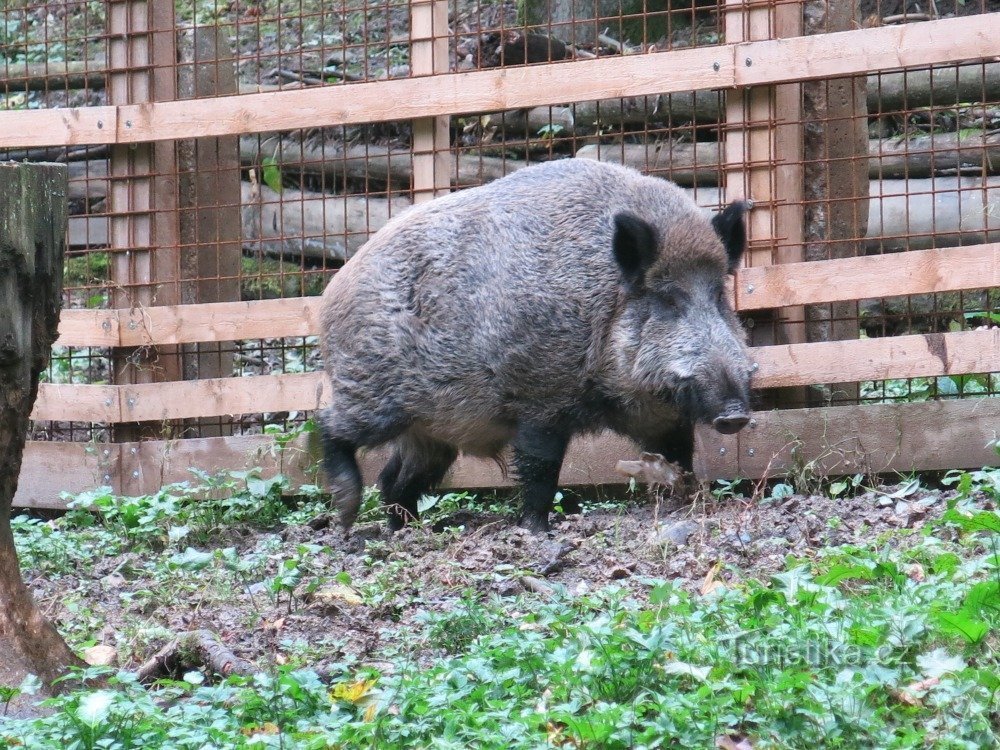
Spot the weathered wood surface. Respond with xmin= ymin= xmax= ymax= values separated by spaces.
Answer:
xmin=576 ymin=130 xmax=1000 ymax=185
xmin=0 ymin=162 xmax=83 ymax=687
xmin=176 ymin=24 xmax=243 ymax=414
xmin=735 ymin=242 xmax=1000 ymax=312
xmin=15 ymin=394 xmax=1000 ymax=510
xmin=694 ymin=397 xmax=1000 ymax=480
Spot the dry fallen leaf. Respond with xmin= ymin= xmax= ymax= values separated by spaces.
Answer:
xmin=715 ymin=734 xmax=754 ymax=750
xmin=310 ymin=582 xmax=364 ymax=609
xmin=701 ymin=562 xmax=726 ymax=596
xmin=82 ymin=644 xmax=117 ymax=667
xmin=892 ymin=675 xmax=941 ymax=706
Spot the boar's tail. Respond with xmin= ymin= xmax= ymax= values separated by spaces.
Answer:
xmin=318 ymin=417 xmax=363 ymax=531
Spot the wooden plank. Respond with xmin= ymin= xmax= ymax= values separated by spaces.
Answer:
xmin=733 ymin=15 xmax=995 ymax=87
xmin=0 ymin=16 xmax=991 ymax=148
xmin=409 ymin=0 xmax=451 ymax=203
xmin=695 ymin=397 xmax=1000 ymax=480
xmin=115 ymin=43 xmax=733 ymax=143
xmin=736 ymin=242 xmax=1000 ymax=311
xmin=56 ymin=430 xmax=651 ymax=505
xmin=117 ymin=298 xmax=322 ymax=346
xmin=16 ymin=395 xmax=1000 ymax=510
xmin=30 ymin=384 xmax=120 ymax=422
xmin=13 ymin=442 xmax=121 ymax=509
xmin=113 ymin=16 xmax=996 ymax=143
xmin=753 ymin=328 xmax=1000 ymax=388
xmin=0 ymin=106 xmax=116 ymax=148
xmin=55 ymin=309 xmax=120 ymax=348
xmin=724 ymin=0 xmax=806 ymax=419
xmin=119 ymin=372 xmax=328 ymax=421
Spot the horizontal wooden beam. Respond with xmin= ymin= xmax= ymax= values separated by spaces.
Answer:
xmin=17 ymin=396 xmax=1000 ymax=508
xmin=33 ymin=327 xmax=1000 ymax=422
xmin=753 ymin=328 xmax=1000 ymax=388
xmin=32 ymin=383 xmax=121 ymax=422
xmin=15 ymin=431 xmax=641 ymax=509
xmin=52 ymin=240 xmax=1000 ymax=349
xmin=736 ymin=243 xmax=1000 ymax=311
xmin=1 ymin=16 xmax=993 ymax=148
xmin=695 ymin=397 xmax=1000 ymax=480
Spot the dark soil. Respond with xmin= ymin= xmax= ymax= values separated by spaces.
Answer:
xmin=25 ymin=481 xmax=976 ymax=682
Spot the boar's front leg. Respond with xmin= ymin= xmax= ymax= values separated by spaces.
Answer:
xmin=513 ymin=425 xmax=569 ymax=533
xmin=379 ymin=434 xmax=458 ymax=532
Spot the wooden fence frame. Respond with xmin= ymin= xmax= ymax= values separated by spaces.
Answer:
xmin=7 ymin=5 xmax=1000 ymax=508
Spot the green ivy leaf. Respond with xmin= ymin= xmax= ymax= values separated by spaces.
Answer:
xmin=262 ymin=155 xmax=283 ymax=194
xmin=934 ymin=611 xmax=989 ymax=644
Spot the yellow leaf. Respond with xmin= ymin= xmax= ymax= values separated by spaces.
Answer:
xmin=363 ymin=702 xmax=378 ymax=722
xmin=331 ymin=678 xmax=376 ymax=704
xmin=241 ymin=722 xmax=280 ymax=737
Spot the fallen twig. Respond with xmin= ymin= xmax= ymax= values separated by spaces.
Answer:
xmin=135 ymin=629 xmax=256 ymax=684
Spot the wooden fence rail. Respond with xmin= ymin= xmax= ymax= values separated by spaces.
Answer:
xmin=53 ymin=241 xmax=1000 ymax=348
xmin=34 ymin=326 xmax=1000 ymax=423
xmin=0 ymin=15 xmax=994 ymax=148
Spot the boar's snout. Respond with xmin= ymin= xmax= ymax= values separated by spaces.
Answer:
xmin=712 ymin=403 xmax=750 ymax=435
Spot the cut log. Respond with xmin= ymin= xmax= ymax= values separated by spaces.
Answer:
xmin=63 ymin=161 xmax=1000 ymax=257
xmin=576 ymin=129 xmax=1000 ymax=184
xmin=0 ymin=162 xmax=84 ymax=690
xmin=240 ymin=180 xmax=412 ymax=262
xmin=239 ymin=137 xmax=525 ymax=190
xmin=0 ymin=60 xmax=105 ymax=92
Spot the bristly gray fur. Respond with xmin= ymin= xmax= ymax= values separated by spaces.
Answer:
xmin=318 ymin=158 xmax=753 ymax=531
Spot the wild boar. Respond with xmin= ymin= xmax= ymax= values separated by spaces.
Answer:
xmin=317 ymin=158 xmax=753 ymax=533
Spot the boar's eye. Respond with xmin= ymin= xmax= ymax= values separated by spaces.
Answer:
xmin=655 ymin=287 xmax=690 ymax=316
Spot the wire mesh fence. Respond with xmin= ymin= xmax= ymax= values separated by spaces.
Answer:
xmin=2 ymin=0 xmax=999 ymax=496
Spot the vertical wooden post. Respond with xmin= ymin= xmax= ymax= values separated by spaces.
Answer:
xmin=107 ymin=0 xmax=181 ymax=442
xmin=724 ymin=0 xmax=805 ymax=389
xmin=410 ymin=0 xmax=451 ymax=203
xmin=695 ymin=0 xmax=806 ymax=478
xmin=0 ymin=163 xmax=84 ymax=689
xmin=803 ymin=0 xmax=868 ymax=406
xmin=176 ymin=24 xmax=242 ymax=437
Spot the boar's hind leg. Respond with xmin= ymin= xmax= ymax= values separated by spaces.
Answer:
xmin=513 ymin=425 xmax=569 ymax=533
xmin=379 ymin=435 xmax=458 ymax=531
xmin=318 ymin=423 xmax=363 ymax=531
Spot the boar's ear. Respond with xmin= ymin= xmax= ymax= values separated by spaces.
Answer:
xmin=711 ymin=200 xmax=751 ymax=274
xmin=612 ymin=212 xmax=659 ymax=287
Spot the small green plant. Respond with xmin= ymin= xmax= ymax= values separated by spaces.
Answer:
xmin=264 ymin=543 xmax=328 ymax=613
xmin=0 ymin=686 xmax=19 ymax=717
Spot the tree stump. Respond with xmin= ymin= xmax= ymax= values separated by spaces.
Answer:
xmin=0 ymin=162 xmax=84 ymax=689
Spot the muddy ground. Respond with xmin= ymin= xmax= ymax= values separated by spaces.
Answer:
xmin=20 ymin=478 xmax=977 ymax=690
